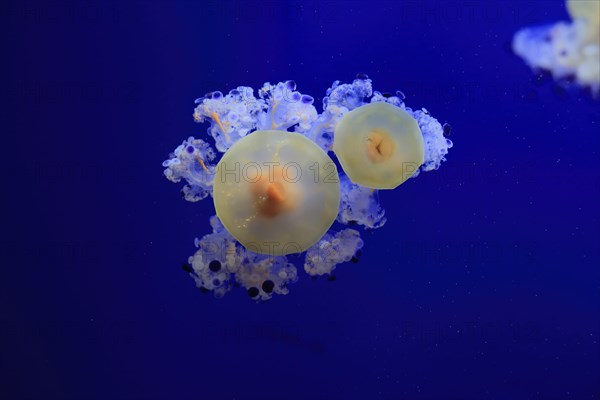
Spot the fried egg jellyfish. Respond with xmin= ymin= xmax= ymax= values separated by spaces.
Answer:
xmin=334 ymin=102 xmax=425 ymax=189
xmin=213 ymin=130 xmax=341 ymax=256
xmin=163 ymin=75 xmax=452 ymax=301
xmin=513 ymin=0 xmax=600 ymax=94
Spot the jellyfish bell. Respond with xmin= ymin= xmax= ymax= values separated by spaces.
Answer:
xmin=333 ymin=102 xmax=425 ymax=189
xmin=213 ymin=130 xmax=341 ymax=256
xmin=567 ymin=0 xmax=600 ymax=28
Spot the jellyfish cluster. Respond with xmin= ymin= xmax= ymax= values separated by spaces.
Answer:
xmin=513 ymin=0 xmax=600 ymax=93
xmin=163 ymin=75 xmax=453 ymax=301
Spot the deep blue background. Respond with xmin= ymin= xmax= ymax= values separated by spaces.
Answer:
xmin=2 ymin=1 xmax=599 ymax=399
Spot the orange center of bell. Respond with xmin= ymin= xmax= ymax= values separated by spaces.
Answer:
xmin=251 ymin=166 xmax=296 ymax=218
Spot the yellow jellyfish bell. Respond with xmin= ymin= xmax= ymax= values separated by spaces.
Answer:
xmin=333 ymin=102 xmax=424 ymax=189
xmin=567 ymin=0 xmax=600 ymax=28
xmin=213 ymin=130 xmax=341 ymax=256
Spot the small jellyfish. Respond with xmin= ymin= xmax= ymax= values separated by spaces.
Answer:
xmin=333 ymin=102 xmax=424 ymax=189
xmin=213 ymin=130 xmax=341 ymax=256
xmin=513 ymin=0 xmax=600 ymax=93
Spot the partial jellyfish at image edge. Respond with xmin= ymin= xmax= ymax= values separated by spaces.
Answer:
xmin=513 ymin=0 xmax=600 ymax=95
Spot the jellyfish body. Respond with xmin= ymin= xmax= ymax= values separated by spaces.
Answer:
xmin=512 ymin=0 xmax=600 ymax=93
xmin=333 ymin=102 xmax=425 ymax=189
xmin=164 ymin=76 xmax=452 ymax=301
xmin=566 ymin=0 xmax=599 ymax=28
xmin=213 ymin=130 xmax=341 ymax=256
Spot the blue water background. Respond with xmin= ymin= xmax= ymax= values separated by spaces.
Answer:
xmin=2 ymin=1 xmax=599 ymax=399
